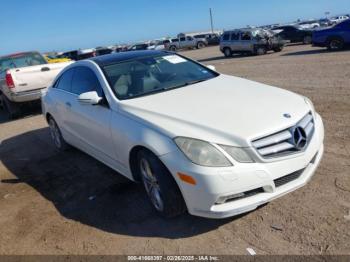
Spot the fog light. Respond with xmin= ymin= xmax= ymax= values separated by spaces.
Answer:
xmin=216 ymin=192 xmax=245 ymax=204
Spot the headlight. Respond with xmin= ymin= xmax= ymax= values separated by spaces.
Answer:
xmin=304 ymin=96 xmax=315 ymax=115
xmin=220 ymin=145 xmax=254 ymax=163
xmin=174 ymin=137 xmax=232 ymax=167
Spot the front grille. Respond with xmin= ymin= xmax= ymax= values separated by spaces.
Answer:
xmin=252 ymin=112 xmax=315 ymax=159
xmin=274 ymin=169 xmax=304 ymax=187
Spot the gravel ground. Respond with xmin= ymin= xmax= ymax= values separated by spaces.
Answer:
xmin=0 ymin=44 xmax=349 ymax=255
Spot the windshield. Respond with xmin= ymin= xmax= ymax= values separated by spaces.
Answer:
xmin=0 ymin=52 xmax=47 ymax=72
xmin=103 ymin=54 xmax=218 ymax=100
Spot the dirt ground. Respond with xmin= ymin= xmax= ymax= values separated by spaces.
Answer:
xmin=0 ymin=44 xmax=349 ymax=255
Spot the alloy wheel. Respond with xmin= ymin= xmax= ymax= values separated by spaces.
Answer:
xmin=49 ymin=119 xmax=62 ymax=149
xmin=140 ymin=158 xmax=164 ymax=212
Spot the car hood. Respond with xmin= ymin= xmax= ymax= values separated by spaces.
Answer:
xmin=119 ymin=74 xmax=310 ymax=147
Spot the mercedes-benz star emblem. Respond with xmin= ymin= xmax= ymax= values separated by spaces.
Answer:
xmin=293 ymin=126 xmax=307 ymax=150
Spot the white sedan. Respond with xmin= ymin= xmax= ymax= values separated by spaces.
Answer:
xmin=42 ymin=50 xmax=324 ymax=218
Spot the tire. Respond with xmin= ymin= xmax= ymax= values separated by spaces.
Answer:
xmin=2 ymin=95 xmax=21 ymax=120
xmin=197 ymin=42 xmax=205 ymax=49
xmin=327 ymin=37 xmax=344 ymax=51
xmin=169 ymin=45 xmax=177 ymax=52
xmin=303 ymin=35 xmax=312 ymax=45
xmin=273 ymin=46 xmax=283 ymax=52
xmin=48 ymin=117 xmax=70 ymax=151
xmin=255 ymin=46 xmax=267 ymax=56
xmin=137 ymin=150 xmax=186 ymax=218
xmin=223 ymin=48 xmax=232 ymax=58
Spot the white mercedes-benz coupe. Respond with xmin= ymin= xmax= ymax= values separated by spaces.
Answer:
xmin=42 ymin=50 xmax=324 ymax=218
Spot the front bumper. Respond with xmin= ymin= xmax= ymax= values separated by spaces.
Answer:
xmin=9 ymin=88 xmax=46 ymax=102
xmin=160 ymin=113 xmax=324 ymax=219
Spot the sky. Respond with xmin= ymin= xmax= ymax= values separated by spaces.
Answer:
xmin=1 ymin=0 xmax=349 ymax=55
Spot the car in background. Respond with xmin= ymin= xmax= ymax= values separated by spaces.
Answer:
xmin=42 ymin=50 xmax=324 ymax=219
xmin=128 ymin=43 xmax=149 ymax=51
xmin=220 ymin=28 xmax=285 ymax=57
xmin=312 ymin=19 xmax=350 ymax=51
xmin=95 ymin=47 xmax=113 ymax=56
xmin=165 ymin=34 xmax=207 ymax=51
xmin=58 ymin=48 xmax=96 ymax=61
xmin=194 ymin=33 xmax=220 ymax=45
xmin=0 ymin=51 xmax=72 ymax=118
xmin=298 ymin=20 xmax=320 ymax=29
xmin=147 ymin=40 xmax=166 ymax=50
xmin=330 ymin=15 xmax=349 ymax=24
xmin=318 ymin=18 xmax=332 ymax=27
xmin=272 ymin=25 xmax=313 ymax=44
xmin=45 ymin=55 xmax=72 ymax=64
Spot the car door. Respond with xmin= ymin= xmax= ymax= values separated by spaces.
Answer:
xmin=186 ymin=36 xmax=195 ymax=47
xmin=240 ymin=31 xmax=253 ymax=51
xmin=230 ymin=31 xmax=240 ymax=51
xmin=49 ymin=68 xmax=76 ymax=141
xmin=179 ymin=37 xmax=187 ymax=48
xmin=67 ymin=66 xmax=116 ymax=161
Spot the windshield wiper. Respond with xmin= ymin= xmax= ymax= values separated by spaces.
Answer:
xmin=123 ymin=78 xmax=209 ymax=100
xmin=165 ymin=78 xmax=208 ymax=90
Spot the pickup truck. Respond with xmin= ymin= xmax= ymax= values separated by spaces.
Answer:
xmin=165 ymin=34 xmax=207 ymax=51
xmin=312 ymin=19 xmax=350 ymax=50
xmin=0 ymin=51 xmax=73 ymax=119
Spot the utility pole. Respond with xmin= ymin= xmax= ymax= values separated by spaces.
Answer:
xmin=209 ymin=8 xmax=214 ymax=33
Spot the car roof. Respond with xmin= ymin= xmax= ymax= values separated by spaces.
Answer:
xmin=89 ymin=50 xmax=169 ymax=66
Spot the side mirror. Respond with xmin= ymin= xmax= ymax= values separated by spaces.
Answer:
xmin=78 ymin=91 xmax=102 ymax=105
xmin=207 ymin=65 xmax=216 ymax=71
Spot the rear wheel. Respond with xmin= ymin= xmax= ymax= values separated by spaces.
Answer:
xmin=137 ymin=150 xmax=186 ymax=218
xmin=2 ymin=95 xmax=21 ymax=120
xmin=48 ymin=117 xmax=70 ymax=151
xmin=327 ymin=37 xmax=344 ymax=51
xmin=197 ymin=42 xmax=205 ymax=49
xmin=303 ymin=35 xmax=312 ymax=45
xmin=223 ymin=48 xmax=232 ymax=58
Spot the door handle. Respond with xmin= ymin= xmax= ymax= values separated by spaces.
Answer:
xmin=41 ymin=67 xmax=50 ymax=72
xmin=65 ymin=102 xmax=72 ymax=107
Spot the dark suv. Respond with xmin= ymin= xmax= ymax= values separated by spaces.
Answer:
xmin=273 ymin=25 xmax=313 ymax=44
xmin=312 ymin=19 xmax=350 ymax=50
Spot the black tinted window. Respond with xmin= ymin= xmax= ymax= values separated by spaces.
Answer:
xmin=71 ymin=67 xmax=103 ymax=96
xmin=230 ymin=32 xmax=239 ymax=40
xmin=222 ymin=33 xmax=229 ymax=41
xmin=55 ymin=68 xmax=74 ymax=92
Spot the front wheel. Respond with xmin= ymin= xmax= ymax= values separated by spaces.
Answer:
xmin=255 ymin=46 xmax=267 ymax=55
xmin=327 ymin=38 xmax=344 ymax=51
xmin=169 ymin=45 xmax=177 ymax=52
xmin=223 ymin=48 xmax=232 ymax=58
xmin=137 ymin=150 xmax=186 ymax=218
xmin=303 ymin=35 xmax=312 ymax=45
xmin=197 ymin=42 xmax=205 ymax=49
xmin=273 ymin=46 xmax=283 ymax=52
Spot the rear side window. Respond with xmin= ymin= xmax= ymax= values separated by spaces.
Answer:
xmin=71 ymin=67 xmax=103 ymax=96
xmin=222 ymin=33 xmax=229 ymax=41
xmin=230 ymin=32 xmax=239 ymax=40
xmin=55 ymin=68 xmax=74 ymax=92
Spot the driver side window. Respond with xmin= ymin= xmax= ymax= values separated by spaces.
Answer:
xmin=71 ymin=67 xmax=104 ymax=97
